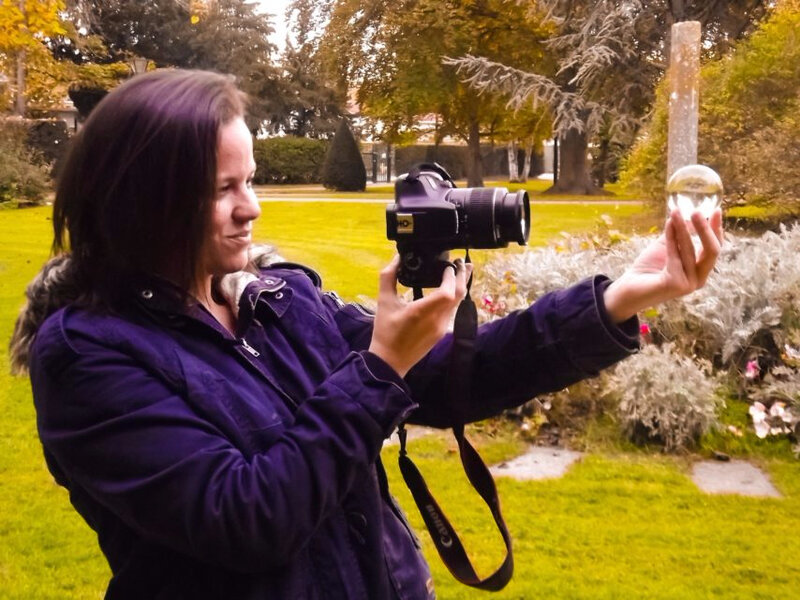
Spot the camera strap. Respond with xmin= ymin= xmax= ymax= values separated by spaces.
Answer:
xmin=398 ymin=256 xmax=513 ymax=591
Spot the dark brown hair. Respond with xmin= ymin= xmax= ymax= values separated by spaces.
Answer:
xmin=53 ymin=69 xmax=247 ymax=308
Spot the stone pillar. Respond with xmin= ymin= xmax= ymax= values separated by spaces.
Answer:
xmin=666 ymin=21 xmax=701 ymax=180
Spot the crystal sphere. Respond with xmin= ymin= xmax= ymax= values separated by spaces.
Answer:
xmin=666 ymin=164 xmax=723 ymax=220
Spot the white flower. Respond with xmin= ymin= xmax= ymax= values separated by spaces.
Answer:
xmin=754 ymin=420 xmax=770 ymax=438
xmin=749 ymin=401 xmax=767 ymax=419
xmin=769 ymin=402 xmax=786 ymax=419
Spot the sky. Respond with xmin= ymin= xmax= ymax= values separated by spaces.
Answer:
xmin=256 ymin=0 xmax=292 ymax=53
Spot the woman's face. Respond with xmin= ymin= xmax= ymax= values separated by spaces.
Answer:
xmin=198 ymin=117 xmax=261 ymax=282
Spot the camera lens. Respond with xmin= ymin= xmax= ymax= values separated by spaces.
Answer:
xmin=499 ymin=190 xmax=530 ymax=245
xmin=448 ymin=187 xmax=530 ymax=249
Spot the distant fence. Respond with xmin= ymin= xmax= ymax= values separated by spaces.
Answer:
xmin=362 ymin=143 xmax=545 ymax=182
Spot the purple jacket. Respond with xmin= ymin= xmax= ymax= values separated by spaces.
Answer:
xmin=26 ymin=263 xmax=638 ymax=599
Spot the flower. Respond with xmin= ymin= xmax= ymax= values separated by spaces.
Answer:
xmin=639 ymin=323 xmax=651 ymax=336
xmin=749 ymin=401 xmax=769 ymax=438
xmin=782 ymin=344 xmax=800 ymax=368
xmin=745 ymin=359 xmax=760 ymax=380
xmin=749 ymin=400 xmax=796 ymax=438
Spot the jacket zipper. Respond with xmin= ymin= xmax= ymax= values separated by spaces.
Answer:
xmin=240 ymin=337 xmax=260 ymax=357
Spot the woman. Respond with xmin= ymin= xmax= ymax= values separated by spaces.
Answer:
xmin=11 ymin=69 xmax=722 ymax=599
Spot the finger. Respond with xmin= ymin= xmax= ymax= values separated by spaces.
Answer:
xmin=378 ymin=255 xmax=400 ymax=300
xmin=452 ymin=259 xmax=469 ymax=300
xmin=664 ymin=211 xmax=686 ymax=276
xmin=691 ymin=211 xmax=722 ymax=284
xmin=672 ymin=210 xmax=698 ymax=285
xmin=709 ymin=207 xmax=724 ymax=245
xmin=437 ymin=261 xmax=457 ymax=298
xmin=411 ymin=263 xmax=458 ymax=313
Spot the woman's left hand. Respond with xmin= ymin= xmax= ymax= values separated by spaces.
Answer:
xmin=603 ymin=207 xmax=723 ymax=323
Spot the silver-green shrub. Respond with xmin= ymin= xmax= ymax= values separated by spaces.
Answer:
xmin=655 ymin=228 xmax=800 ymax=365
xmin=611 ymin=344 xmax=722 ymax=451
xmin=476 ymin=224 xmax=800 ymax=368
xmin=475 ymin=222 xmax=800 ymax=450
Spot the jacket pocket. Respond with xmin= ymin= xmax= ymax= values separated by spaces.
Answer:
xmin=174 ymin=350 xmax=286 ymax=455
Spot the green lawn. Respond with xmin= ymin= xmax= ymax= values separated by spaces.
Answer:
xmin=2 ymin=201 xmax=799 ymax=599
xmin=256 ymin=199 xmax=645 ymax=300
xmin=257 ymin=178 xmax=639 ymax=203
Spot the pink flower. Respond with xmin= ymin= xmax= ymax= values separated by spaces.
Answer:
xmin=744 ymin=359 xmax=760 ymax=380
xmin=639 ymin=323 xmax=651 ymax=336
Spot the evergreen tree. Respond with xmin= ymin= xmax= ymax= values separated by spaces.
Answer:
xmin=322 ymin=119 xmax=366 ymax=191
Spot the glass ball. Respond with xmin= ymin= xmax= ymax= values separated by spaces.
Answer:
xmin=666 ymin=164 xmax=723 ymax=221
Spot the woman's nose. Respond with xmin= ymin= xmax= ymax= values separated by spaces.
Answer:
xmin=236 ymin=187 xmax=261 ymax=221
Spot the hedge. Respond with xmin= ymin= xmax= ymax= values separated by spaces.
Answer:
xmin=252 ymin=137 xmax=329 ymax=184
xmin=395 ymin=144 xmax=543 ymax=180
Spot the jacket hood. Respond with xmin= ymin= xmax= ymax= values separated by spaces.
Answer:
xmin=9 ymin=245 xmax=281 ymax=376
xmin=9 ymin=254 xmax=77 ymax=375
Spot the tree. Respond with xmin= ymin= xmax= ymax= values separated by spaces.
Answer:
xmin=317 ymin=0 xmax=550 ymax=187
xmin=446 ymin=0 xmax=770 ymax=194
xmin=322 ymin=118 xmax=366 ymax=191
xmin=265 ymin=1 xmax=343 ymax=138
xmin=621 ymin=0 xmax=800 ymax=211
xmin=60 ymin=0 xmax=283 ymax=127
xmin=0 ymin=0 xmax=67 ymax=115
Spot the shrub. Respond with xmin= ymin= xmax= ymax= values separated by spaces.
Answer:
xmin=253 ymin=137 xmax=328 ymax=184
xmin=477 ymin=224 xmax=800 ymax=370
xmin=322 ymin=119 xmax=367 ymax=191
xmin=477 ymin=223 xmax=800 ymax=447
xmin=613 ymin=344 xmax=721 ymax=451
xmin=612 ymin=344 xmax=721 ymax=451
xmin=68 ymin=86 xmax=108 ymax=122
xmin=27 ymin=119 xmax=70 ymax=168
xmin=0 ymin=119 xmax=50 ymax=205
xmin=649 ymin=227 xmax=800 ymax=369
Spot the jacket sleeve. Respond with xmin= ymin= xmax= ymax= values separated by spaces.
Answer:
xmin=405 ymin=275 xmax=639 ymax=427
xmin=325 ymin=276 xmax=639 ymax=428
xmin=30 ymin=311 xmax=415 ymax=573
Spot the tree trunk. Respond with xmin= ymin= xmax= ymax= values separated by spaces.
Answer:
xmin=544 ymin=128 xmax=606 ymax=195
xmin=594 ymin=136 xmax=610 ymax=187
xmin=520 ymin=141 xmax=533 ymax=183
xmin=16 ymin=49 xmax=26 ymax=117
xmin=466 ymin=117 xmax=483 ymax=187
xmin=506 ymin=141 xmax=519 ymax=182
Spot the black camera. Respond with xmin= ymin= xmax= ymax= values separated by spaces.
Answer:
xmin=386 ymin=163 xmax=530 ymax=288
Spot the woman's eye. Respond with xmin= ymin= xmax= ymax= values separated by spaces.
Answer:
xmin=246 ymin=179 xmax=254 ymax=189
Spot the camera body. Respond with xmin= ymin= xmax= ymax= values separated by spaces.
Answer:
xmin=386 ymin=163 xmax=530 ymax=288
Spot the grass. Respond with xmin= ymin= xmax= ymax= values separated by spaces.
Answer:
xmin=2 ymin=199 xmax=798 ymax=599
xmin=385 ymin=432 xmax=800 ymax=599
xmin=256 ymin=199 xmax=646 ymax=300
xmin=256 ymin=178 xmax=640 ymax=202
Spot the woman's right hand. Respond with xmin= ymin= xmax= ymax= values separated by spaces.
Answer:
xmin=368 ymin=255 xmax=472 ymax=377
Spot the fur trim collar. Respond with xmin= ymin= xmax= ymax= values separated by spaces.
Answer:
xmin=8 ymin=245 xmax=281 ymax=375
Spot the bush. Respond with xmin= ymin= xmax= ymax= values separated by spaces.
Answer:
xmin=477 ymin=222 xmax=800 ymax=450
xmin=322 ymin=119 xmax=367 ymax=191
xmin=68 ymin=86 xmax=108 ymax=122
xmin=0 ymin=119 xmax=50 ymax=205
xmin=27 ymin=119 xmax=70 ymax=168
xmin=253 ymin=137 xmax=328 ymax=184
xmin=613 ymin=344 xmax=721 ymax=451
